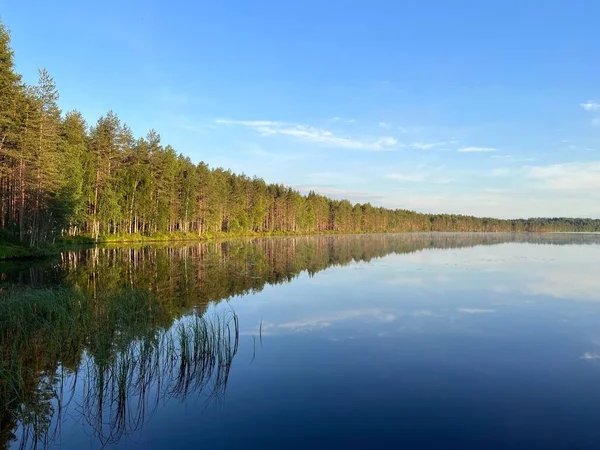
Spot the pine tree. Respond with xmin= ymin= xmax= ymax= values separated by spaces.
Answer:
xmin=0 ymin=22 xmax=23 ymax=233
xmin=1 ymin=17 xmax=600 ymax=246
xmin=29 ymin=69 xmax=62 ymax=245
xmin=58 ymin=110 xmax=88 ymax=234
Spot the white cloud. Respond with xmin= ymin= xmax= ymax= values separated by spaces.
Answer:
xmin=392 ymin=242 xmax=600 ymax=302
xmin=378 ymin=121 xmax=390 ymax=128
xmin=376 ymin=137 xmax=399 ymax=147
xmin=331 ymin=117 xmax=356 ymax=123
xmin=215 ymin=119 xmax=281 ymax=127
xmin=458 ymin=146 xmax=498 ymax=153
xmin=378 ymin=191 xmax=519 ymax=218
xmin=379 ymin=160 xmax=600 ymax=217
xmin=409 ymin=141 xmax=448 ymax=150
xmin=581 ymin=101 xmax=600 ymax=111
xmin=527 ymin=161 xmax=600 ymax=190
xmin=261 ymin=308 xmax=396 ymax=333
xmin=580 ymin=101 xmax=600 ymax=126
xmin=580 ymin=352 xmax=600 ymax=360
xmin=412 ymin=309 xmax=435 ymax=317
xmin=525 ymin=266 xmax=600 ymax=301
xmin=458 ymin=308 xmax=496 ymax=314
xmin=216 ymin=118 xmax=398 ymax=151
xmin=386 ymin=187 xmax=600 ymax=218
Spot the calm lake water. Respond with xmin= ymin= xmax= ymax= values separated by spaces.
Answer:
xmin=2 ymin=233 xmax=600 ymax=449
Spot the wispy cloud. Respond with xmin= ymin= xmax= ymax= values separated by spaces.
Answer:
xmin=525 ymin=265 xmax=600 ymax=301
xmin=378 ymin=121 xmax=391 ymax=128
xmin=581 ymin=101 xmax=600 ymax=126
xmin=458 ymin=146 xmax=498 ymax=153
xmin=259 ymin=308 xmax=396 ymax=334
xmin=409 ymin=141 xmax=448 ymax=150
xmin=527 ymin=161 xmax=600 ymax=190
xmin=215 ymin=119 xmax=281 ymax=127
xmin=331 ymin=116 xmax=356 ymax=123
xmin=215 ymin=118 xmax=398 ymax=151
xmin=458 ymin=308 xmax=496 ymax=314
xmin=581 ymin=101 xmax=600 ymax=111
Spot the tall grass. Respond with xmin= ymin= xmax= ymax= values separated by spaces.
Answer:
xmin=0 ymin=287 xmax=239 ymax=449
xmin=78 ymin=310 xmax=239 ymax=447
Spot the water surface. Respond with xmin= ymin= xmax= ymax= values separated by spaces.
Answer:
xmin=2 ymin=233 xmax=600 ymax=449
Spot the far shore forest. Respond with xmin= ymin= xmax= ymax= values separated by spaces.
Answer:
xmin=1 ymin=21 xmax=599 ymax=249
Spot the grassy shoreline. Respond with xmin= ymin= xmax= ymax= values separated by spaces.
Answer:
xmin=0 ymin=243 xmax=60 ymax=261
xmin=2 ymin=229 xmax=599 ymax=261
xmin=0 ymin=231 xmax=324 ymax=260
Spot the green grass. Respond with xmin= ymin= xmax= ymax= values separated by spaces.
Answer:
xmin=0 ymin=243 xmax=30 ymax=259
xmin=59 ymin=229 xmax=363 ymax=245
xmin=1 ymin=229 xmax=370 ymax=260
xmin=90 ymin=230 xmax=309 ymax=243
xmin=0 ymin=242 xmax=60 ymax=260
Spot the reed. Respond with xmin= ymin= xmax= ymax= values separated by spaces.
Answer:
xmin=0 ymin=286 xmax=239 ymax=449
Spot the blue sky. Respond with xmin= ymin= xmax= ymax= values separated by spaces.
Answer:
xmin=2 ymin=0 xmax=600 ymax=218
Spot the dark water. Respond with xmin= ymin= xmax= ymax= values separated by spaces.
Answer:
xmin=2 ymin=233 xmax=600 ymax=449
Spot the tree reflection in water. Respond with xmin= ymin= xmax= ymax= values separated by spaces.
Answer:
xmin=2 ymin=233 xmax=600 ymax=449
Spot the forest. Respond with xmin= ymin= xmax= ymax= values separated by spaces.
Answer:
xmin=1 ymin=20 xmax=599 ymax=248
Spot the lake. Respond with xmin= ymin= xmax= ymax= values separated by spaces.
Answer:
xmin=2 ymin=233 xmax=600 ymax=449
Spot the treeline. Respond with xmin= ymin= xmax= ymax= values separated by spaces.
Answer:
xmin=1 ymin=21 xmax=599 ymax=247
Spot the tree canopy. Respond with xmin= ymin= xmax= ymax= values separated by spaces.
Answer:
xmin=1 ymin=20 xmax=599 ymax=246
